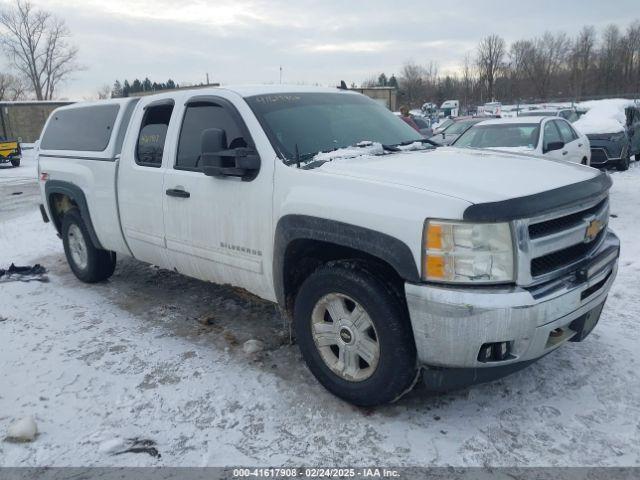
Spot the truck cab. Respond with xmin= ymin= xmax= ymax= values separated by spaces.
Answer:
xmin=37 ymin=86 xmax=619 ymax=406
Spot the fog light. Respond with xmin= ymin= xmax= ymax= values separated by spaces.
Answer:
xmin=478 ymin=341 xmax=512 ymax=362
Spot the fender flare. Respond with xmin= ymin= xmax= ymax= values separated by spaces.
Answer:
xmin=273 ymin=214 xmax=420 ymax=306
xmin=44 ymin=179 xmax=104 ymax=249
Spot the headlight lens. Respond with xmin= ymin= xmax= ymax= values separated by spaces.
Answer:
xmin=422 ymin=220 xmax=514 ymax=284
xmin=609 ymin=132 xmax=626 ymax=142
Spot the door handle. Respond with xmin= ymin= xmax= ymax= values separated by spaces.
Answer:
xmin=578 ymin=143 xmax=583 ymax=147
xmin=166 ymin=188 xmax=190 ymax=198
xmin=562 ymin=151 xmax=568 ymax=155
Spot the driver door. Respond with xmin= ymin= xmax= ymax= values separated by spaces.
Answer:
xmin=162 ymin=92 xmax=274 ymax=299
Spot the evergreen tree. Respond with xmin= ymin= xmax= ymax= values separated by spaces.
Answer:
xmin=111 ymin=80 xmax=123 ymax=98
xmin=131 ymin=79 xmax=142 ymax=93
xmin=388 ymin=75 xmax=398 ymax=88
xmin=377 ymin=73 xmax=388 ymax=86
xmin=122 ymin=80 xmax=131 ymax=97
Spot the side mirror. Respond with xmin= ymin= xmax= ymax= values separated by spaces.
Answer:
xmin=441 ymin=132 xmax=446 ymax=138
xmin=545 ymin=141 xmax=564 ymax=153
xmin=200 ymin=128 xmax=260 ymax=180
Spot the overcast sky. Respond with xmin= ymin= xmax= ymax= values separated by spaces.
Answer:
xmin=2 ymin=0 xmax=639 ymax=99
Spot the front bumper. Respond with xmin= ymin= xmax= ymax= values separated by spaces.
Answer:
xmin=588 ymin=139 xmax=627 ymax=167
xmin=405 ymin=230 xmax=619 ymax=370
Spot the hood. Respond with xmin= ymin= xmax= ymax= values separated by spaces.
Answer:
xmin=317 ymin=147 xmax=600 ymax=205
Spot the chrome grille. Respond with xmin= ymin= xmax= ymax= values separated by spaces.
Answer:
xmin=515 ymin=195 xmax=610 ymax=286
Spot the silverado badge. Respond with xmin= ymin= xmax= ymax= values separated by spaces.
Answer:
xmin=584 ymin=219 xmax=604 ymax=243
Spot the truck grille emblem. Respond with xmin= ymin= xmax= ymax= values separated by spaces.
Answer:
xmin=584 ymin=219 xmax=604 ymax=243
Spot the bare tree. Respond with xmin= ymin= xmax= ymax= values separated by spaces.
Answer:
xmin=0 ymin=72 xmax=26 ymax=100
xmin=96 ymin=84 xmax=111 ymax=100
xmin=569 ymin=26 xmax=596 ymax=98
xmin=0 ymin=0 xmax=79 ymax=100
xmin=398 ymin=61 xmax=426 ymax=106
xmin=476 ymin=34 xmax=505 ymax=102
xmin=461 ymin=53 xmax=475 ymax=110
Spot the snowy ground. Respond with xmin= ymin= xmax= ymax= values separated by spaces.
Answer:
xmin=1 ymin=153 xmax=640 ymax=467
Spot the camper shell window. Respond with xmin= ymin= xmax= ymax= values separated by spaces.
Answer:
xmin=41 ymin=105 xmax=120 ymax=152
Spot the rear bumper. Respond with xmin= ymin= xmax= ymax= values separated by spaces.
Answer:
xmin=405 ymin=230 xmax=619 ymax=371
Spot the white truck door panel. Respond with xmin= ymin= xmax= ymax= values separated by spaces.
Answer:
xmin=162 ymin=92 xmax=275 ymax=300
xmin=117 ymin=97 xmax=177 ymax=268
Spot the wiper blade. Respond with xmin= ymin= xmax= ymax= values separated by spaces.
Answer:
xmin=395 ymin=138 xmax=439 ymax=148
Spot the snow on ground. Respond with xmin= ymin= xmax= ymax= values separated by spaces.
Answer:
xmin=1 ymin=160 xmax=640 ymax=467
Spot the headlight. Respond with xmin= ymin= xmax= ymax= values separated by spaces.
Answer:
xmin=422 ymin=220 xmax=514 ymax=284
xmin=609 ymin=132 xmax=626 ymax=142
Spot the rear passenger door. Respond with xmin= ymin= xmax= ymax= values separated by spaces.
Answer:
xmin=118 ymin=97 xmax=177 ymax=268
xmin=162 ymin=92 xmax=274 ymax=299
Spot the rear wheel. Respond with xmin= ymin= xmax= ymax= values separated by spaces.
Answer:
xmin=294 ymin=262 xmax=418 ymax=406
xmin=10 ymin=158 xmax=20 ymax=167
xmin=62 ymin=208 xmax=116 ymax=283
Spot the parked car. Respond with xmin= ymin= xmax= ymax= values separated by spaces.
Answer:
xmin=625 ymin=105 xmax=640 ymax=161
xmin=431 ymin=117 xmax=454 ymax=135
xmin=574 ymin=104 xmax=639 ymax=171
xmin=412 ymin=115 xmax=433 ymax=137
xmin=518 ymin=108 xmax=580 ymax=123
xmin=0 ymin=137 xmax=21 ymax=167
xmin=452 ymin=116 xmax=591 ymax=165
xmin=429 ymin=117 xmax=487 ymax=145
xmin=37 ymin=86 xmax=619 ymax=406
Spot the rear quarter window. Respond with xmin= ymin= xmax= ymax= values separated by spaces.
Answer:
xmin=41 ymin=104 xmax=120 ymax=152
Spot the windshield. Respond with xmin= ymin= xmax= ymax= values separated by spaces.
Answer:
xmin=443 ymin=120 xmax=478 ymax=135
xmin=454 ymin=123 xmax=540 ymax=149
xmin=245 ymin=92 xmax=422 ymax=162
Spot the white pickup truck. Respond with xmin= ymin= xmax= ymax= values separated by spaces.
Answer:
xmin=37 ymin=86 xmax=619 ymax=406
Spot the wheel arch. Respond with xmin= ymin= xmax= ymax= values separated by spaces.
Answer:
xmin=273 ymin=214 xmax=420 ymax=319
xmin=44 ymin=180 xmax=103 ymax=249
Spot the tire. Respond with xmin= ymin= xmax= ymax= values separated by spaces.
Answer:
xmin=294 ymin=262 xmax=417 ymax=406
xmin=61 ymin=208 xmax=116 ymax=283
xmin=10 ymin=158 xmax=20 ymax=167
xmin=616 ymin=150 xmax=630 ymax=171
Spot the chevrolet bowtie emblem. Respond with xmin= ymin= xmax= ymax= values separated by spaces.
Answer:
xmin=585 ymin=219 xmax=603 ymax=243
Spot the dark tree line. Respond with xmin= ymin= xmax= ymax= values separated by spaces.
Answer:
xmin=111 ymin=78 xmax=178 ymax=97
xmin=365 ymin=20 xmax=640 ymax=109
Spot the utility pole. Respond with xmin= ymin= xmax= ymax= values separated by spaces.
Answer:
xmin=279 ymin=66 xmax=283 ymax=85
xmin=206 ymin=73 xmax=210 ymax=85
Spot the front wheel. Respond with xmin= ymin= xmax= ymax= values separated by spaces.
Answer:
xmin=61 ymin=208 xmax=116 ymax=283
xmin=294 ymin=262 xmax=418 ymax=406
xmin=616 ymin=150 xmax=630 ymax=171
xmin=10 ymin=158 xmax=20 ymax=167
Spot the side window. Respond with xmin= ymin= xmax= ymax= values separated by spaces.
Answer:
xmin=136 ymin=102 xmax=174 ymax=167
xmin=41 ymin=105 xmax=120 ymax=151
xmin=543 ymin=121 xmax=563 ymax=150
xmin=176 ymin=102 xmax=245 ymax=170
xmin=556 ymin=120 xmax=576 ymax=144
